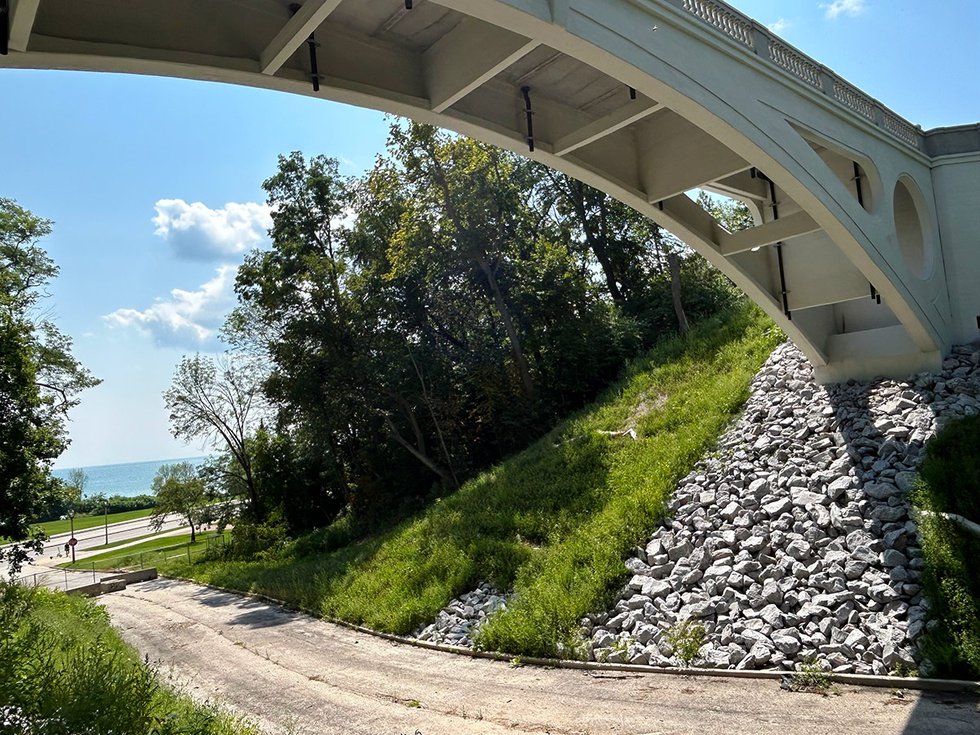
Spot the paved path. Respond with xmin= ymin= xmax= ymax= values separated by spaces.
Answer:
xmin=100 ymin=578 xmax=978 ymax=735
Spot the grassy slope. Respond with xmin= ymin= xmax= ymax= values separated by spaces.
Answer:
xmin=167 ymin=303 xmax=781 ymax=656
xmin=912 ymin=415 xmax=980 ymax=678
xmin=0 ymin=584 xmax=254 ymax=734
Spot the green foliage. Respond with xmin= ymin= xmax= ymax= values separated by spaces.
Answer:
xmin=0 ymin=199 xmax=99 ymax=574
xmin=164 ymin=355 xmax=266 ymax=517
xmin=918 ymin=414 xmax=980 ymax=523
xmin=664 ymin=620 xmax=706 ymax=666
xmin=0 ymin=584 xmax=253 ymax=735
xmin=151 ymin=462 xmax=207 ymax=542
xmin=911 ymin=415 xmax=980 ymax=678
xmin=789 ymin=658 xmax=832 ymax=693
xmin=168 ymin=304 xmax=780 ymax=655
xmin=223 ymin=515 xmax=289 ymax=561
xmin=215 ymin=124 xmax=751 ymax=532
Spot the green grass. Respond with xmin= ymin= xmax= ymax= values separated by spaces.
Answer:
xmin=166 ymin=303 xmax=782 ymax=657
xmin=912 ymin=415 xmax=980 ymax=679
xmin=0 ymin=583 xmax=255 ymax=735
xmin=34 ymin=506 xmax=156 ymax=537
xmin=62 ymin=531 xmax=227 ymax=571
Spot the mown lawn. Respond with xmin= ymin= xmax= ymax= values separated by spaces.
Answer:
xmin=63 ymin=531 xmax=227 ymax=571
xmin=0 ymin=584 xmax=255 ymax=734
xmin=35 ymin=506 xmax=156 ymax=537
xmin=165 ymin=303 xmax=782 ymax=657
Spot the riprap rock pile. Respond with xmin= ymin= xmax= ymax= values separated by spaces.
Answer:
xmin=412 ymin=582 xmax=508 ymax=647
xmin=586 ymin=342 xmax=980 ymax=674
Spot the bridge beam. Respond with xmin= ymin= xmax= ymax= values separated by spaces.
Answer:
xmin=704 ymin=171 xmax=771 ymax=204
xmin=718 ymin=211 xmax=821 ymax=256
xmin=424 ymin=17 xmax=538 ymax=113
xmin=8 ymin=0 xmax=40 ymax=52
xmin=639 ymin=112 xmax=749 ymax=204
xmin=554 ymin=97 xmax=662 ymax=156
xmin=259 ymin=0 xmax=344 ymax=76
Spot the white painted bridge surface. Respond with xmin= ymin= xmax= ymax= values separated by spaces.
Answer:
xmin=2 ymin=0 xmax=978 ymax=381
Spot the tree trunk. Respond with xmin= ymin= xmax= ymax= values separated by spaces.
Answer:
xmin=476 ymin=254 xmax=536 ymax=401
xmin=567 ymin=181 xmax=624 ymax=304
xmin=384 ymin=415 xmax=453 ymax=486
xmin=667 ymin=249 xmax=690 ymax=335
xmin=407 ymin=347 xmax=460 ymax=489
xmin=187 ymin=514 xmax=196 ymax=543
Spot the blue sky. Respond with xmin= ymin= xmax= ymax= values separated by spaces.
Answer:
xmin=1 ymin=0 xmax=976 ymax=469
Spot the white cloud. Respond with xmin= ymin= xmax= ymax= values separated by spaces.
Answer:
xmin=767 ymin=18 xmax=790 ymax=34
xmin=152 ymin=199 xmax=272 ymax=261
xmin=820 ymin=0 xmax=867 ymax=19
xmin=103 ymin=265 xmax=237 ymax=350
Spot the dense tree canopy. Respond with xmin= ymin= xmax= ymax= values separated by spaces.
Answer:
xmin=183 ymin=122 xmax=744 ymax=536
xmin=0 ymin=200 xmax=98 ymax=574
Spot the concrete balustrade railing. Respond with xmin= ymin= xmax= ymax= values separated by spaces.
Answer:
xmin=663 ymin=0 xmax=926 ymax=151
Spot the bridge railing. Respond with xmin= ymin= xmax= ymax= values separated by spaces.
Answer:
xmin=664 ymin=0 xmax=925 ymax=151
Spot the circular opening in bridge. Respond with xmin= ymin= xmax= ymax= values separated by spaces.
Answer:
xmin=893 ymin=177 xmax=932 ymax=279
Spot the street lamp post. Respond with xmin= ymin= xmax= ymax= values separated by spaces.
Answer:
xmin=67 ymin=509 xmax=76 ymax=564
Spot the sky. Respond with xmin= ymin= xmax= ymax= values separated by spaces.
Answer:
xmin=1 ymin=0 xmax=976 ymax=469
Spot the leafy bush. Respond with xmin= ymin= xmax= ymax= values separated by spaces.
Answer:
xmin=223 ymin=515 xmax=289 ymax=560
xmin=664 ymin=620 xmax=706 ymax=666
xmin=0 ymin=584 xmax=253 ymax=735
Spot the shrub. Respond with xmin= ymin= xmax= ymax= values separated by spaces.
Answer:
xmin=0 ymin=584 xmax=253 ymax=735
xmin=664 ymin=620 xmax=706 ymax=666
xmin=225 ymin=515 xmax=289 ymax=560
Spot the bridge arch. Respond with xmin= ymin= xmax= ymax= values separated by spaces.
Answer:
xmin=3 ymin=0 xmax=977 ymax=381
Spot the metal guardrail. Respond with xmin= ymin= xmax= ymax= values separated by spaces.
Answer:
xmin=663 ymin=0 xmax=925 ymax=150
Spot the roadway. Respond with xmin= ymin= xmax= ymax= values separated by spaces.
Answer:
xmin=4 ymin=513 xmax=191 ymax=590
xmin=102 ymin=578 xmax=979 ymax=735
xmin=38 ymin=513 xmax=189 ymax=561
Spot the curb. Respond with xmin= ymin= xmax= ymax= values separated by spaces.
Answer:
xmin=147 ymin=573 xmax=980 ymax=694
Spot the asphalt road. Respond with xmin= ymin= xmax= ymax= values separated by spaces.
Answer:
xmin=39 ymin=513 xmax=187 ymax=559
xmin=100 ymin=578 xmax=979 ymax=735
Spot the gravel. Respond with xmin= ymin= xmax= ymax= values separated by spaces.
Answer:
xmin=411 ymin=341 xmax=980 ymax=675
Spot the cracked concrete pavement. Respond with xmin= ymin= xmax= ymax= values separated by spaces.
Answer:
xmin=99 ymin=578 xmax=978 ymax=735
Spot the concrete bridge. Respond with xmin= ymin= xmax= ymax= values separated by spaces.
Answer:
xmin=3 ymin=0 xmax=978 ymax=382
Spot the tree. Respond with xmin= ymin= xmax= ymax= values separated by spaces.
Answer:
xmin=0 ymin=199 xmax=98 ymax=575
xmin=150 ymin=463 xmax=206 ymax=543
xmin=164 ymin=355 xmax=266 ymax=517
xmin=65 ymin=468 xmax=87 ymax=508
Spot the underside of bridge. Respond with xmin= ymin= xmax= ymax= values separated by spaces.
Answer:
xmin=3 ymin=0 xmax=978 ymax=382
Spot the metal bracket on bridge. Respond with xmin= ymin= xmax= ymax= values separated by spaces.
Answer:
xmin=405 ymin=1 xmax=413 ymax=9
xmin=760 ymin=173 xmax=792 ymax=321
xmin=289 ymin=3 xmax=321 ymax=92
xmin=853 ymin=162 xmax=865 ymax=209
xmin=521 ymin=86 xmax=535 ymax=153
xmin=629 ymin=86 xmax=637 ymax=100
xmin=1 ymin=0 xmax=9 ymax=56
xmin=870 ymin=283 xmax=881 ymax=304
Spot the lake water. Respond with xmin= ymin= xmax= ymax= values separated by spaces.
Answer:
xmin=52 ymin=457 xmax=208 ymax=499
